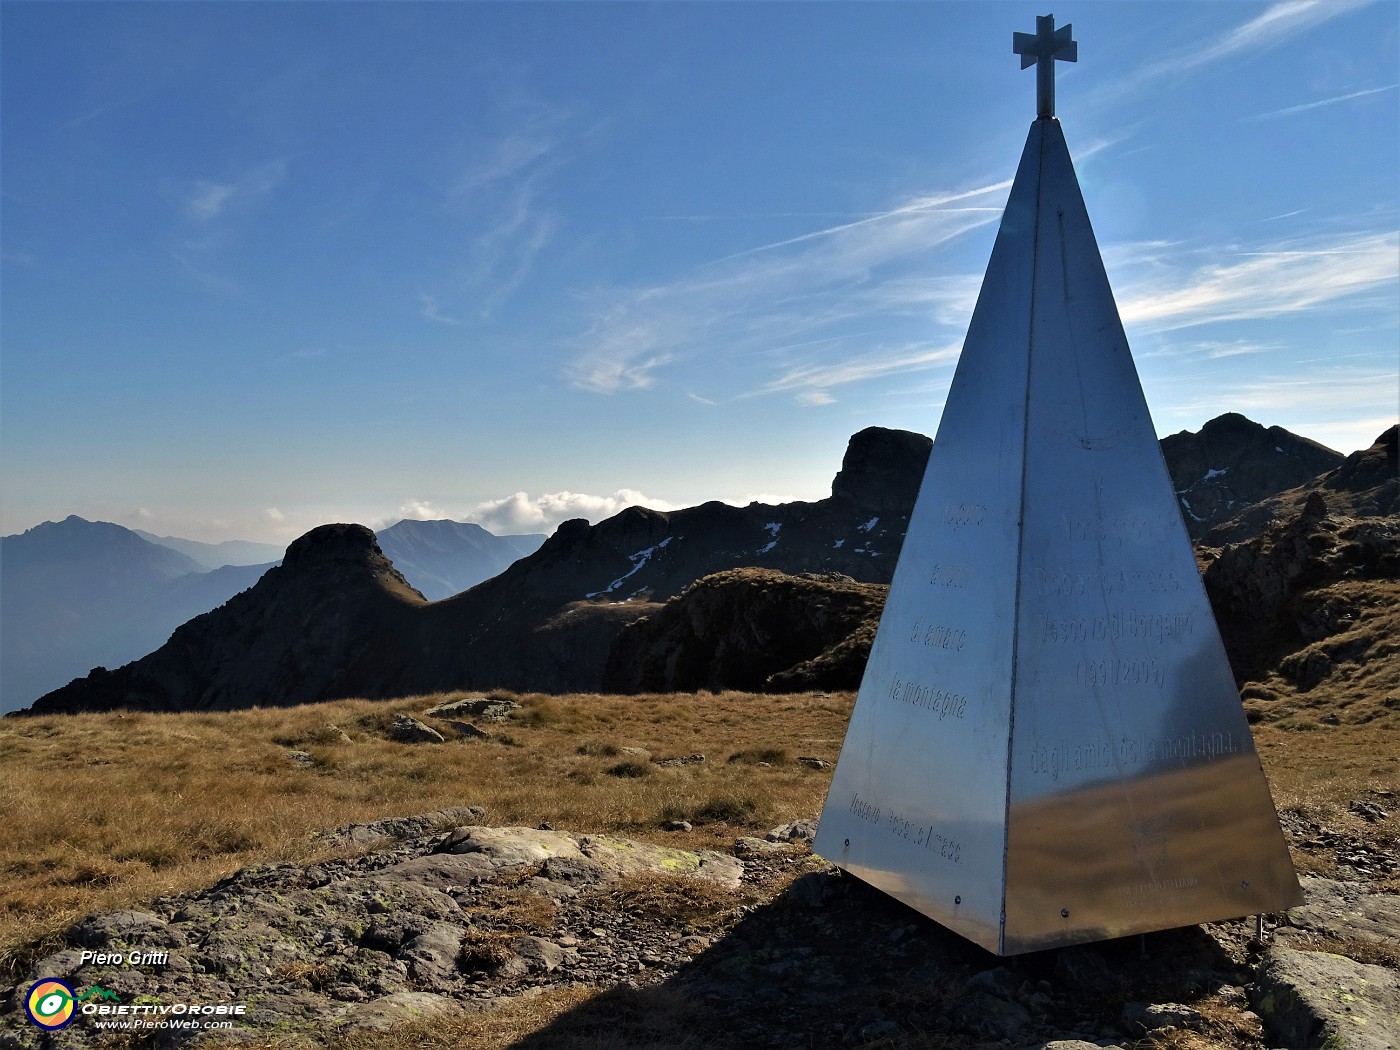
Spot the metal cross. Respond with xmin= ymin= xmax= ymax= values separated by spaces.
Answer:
xmin=1013 ymin=14 xmax=1077 ymax=119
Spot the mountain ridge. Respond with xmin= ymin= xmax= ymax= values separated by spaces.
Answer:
xmin=0 ymin=516 xmax=551 ymax=713
xmin=21 ymin=414 xmax=1380 ymax=716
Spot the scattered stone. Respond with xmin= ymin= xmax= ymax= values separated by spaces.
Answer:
xmin=391 ymin=713 xmax=445 ymax=743
xmin=1350 ymin=799 xmax=1391 ymax=823
xmin=766 ymin=819 xmax=818 ymax=843
xmin=3 ymin=803 xmax=1390 ymax=1050
xmin=965 ymin=966 xmax=1019 ymax=1000
xmin=1053 ymin=947 xmax=1124 ymax=996
xmin=325 ymin=723 xmax=354 ymax=744
xmin=512 ymin=935 xmax=567 ymax=973
xmin=797 ymin=756 xmax=832 ymax=770
xmin=785 ymin=871 xmax=837 ymax=908
xmin=423 ymin=696 xmax=520 ymax=721
xmin=663 ymin=820 xmax=693 ymax=832
xmin=950 ymin=992 xmax=1032 ymax=1040
xmin=1253 ymin=947 xmax=1400 ymax=1050
xmin=656 ymin=753 xmax=706 ymax=768
xmin=859 ymin=1018 xmax=901 ymax=1040
xmin=285 ymin=748 xmax=315 ymax=766
xmin=400 ymin=924 xmax=466 ymax=983
xmin=1120 ymin=1001 xmax=1204 ymax=1035
xmin=70 ymin=910 xmax=177 ymax=950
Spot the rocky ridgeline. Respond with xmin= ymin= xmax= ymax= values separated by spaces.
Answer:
xmin=21 ymin=419 xmax=1391 ymax=716
xmin=1161 ymin=413 xmax=1344 ymax=540
xmin=1 ymin=811 xmax=1396 ymax=1050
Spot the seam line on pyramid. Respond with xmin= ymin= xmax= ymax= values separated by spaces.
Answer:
xmin=998 ymin=120 xmax=1047 ymax=956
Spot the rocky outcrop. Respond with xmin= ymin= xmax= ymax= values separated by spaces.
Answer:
xmin=1202 ymin=493 xmax=1399 ymax=704
xmin=602 ymin=568 xmax=887 ymax=693
xmin=3 ymin=814 xmax=1395 ymax=1050
xmin=1205 ymin=424 xmax=1398 ymax=545
xmin=1253 ymin=949 xmax=1400 ymax=1050
xmin=1161 ymin=412 xmax=1344 ymax=538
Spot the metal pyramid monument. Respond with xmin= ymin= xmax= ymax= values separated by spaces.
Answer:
xmin=812 ymin=15 xmax=1301 ymax=956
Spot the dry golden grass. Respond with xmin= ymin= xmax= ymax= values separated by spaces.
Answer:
xmin=0 ymin=689 xmax=852 ymax=982
xmin=2 ymin=690 xmax=1396 ymax=1050
xmin=1254 ymin=722 xmax=1400 ymax=888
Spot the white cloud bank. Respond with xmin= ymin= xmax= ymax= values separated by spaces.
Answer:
xmin=468 ymin=489 xmax=682 ymax=534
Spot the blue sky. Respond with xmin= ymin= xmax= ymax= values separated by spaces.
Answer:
xmin=2 ymin=1 xmax=1396 ymax=544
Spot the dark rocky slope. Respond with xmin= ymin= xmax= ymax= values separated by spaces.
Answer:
xmin=1161 ymin=412 xmax=1344 ymax=538
xmin=1203 ymin=423 xmax=1397 ymax=545
xmin=603 ymin=568 xmax=888 ymax=694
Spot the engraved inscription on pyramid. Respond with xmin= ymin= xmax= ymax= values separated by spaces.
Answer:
xmin=812 ymin=115 xmax=1302 ymax=956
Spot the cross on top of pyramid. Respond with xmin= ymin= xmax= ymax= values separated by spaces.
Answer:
xmin=1013 ymin=14 xmax=1077 ymax=119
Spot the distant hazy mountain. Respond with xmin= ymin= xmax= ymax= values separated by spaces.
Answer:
xmin=0 ymin=515 xmax=543 ymax=711
xmin=25 ymin=415 xmax=1367 ymax=716
xmin=135 ymin=530 xmax=286 ymax=569
xmin=0 ymin=517 xmax=270 ymax=714
xmin=375 ymin=519 xmax=546 ymax=601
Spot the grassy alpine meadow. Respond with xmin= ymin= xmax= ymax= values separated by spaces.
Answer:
xmin=0 ymin=690 xmax=855 ymax=983
xmin=1 ymin=689 xmax=1396 ymax=999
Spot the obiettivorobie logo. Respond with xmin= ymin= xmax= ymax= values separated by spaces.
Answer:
xmin=25 ymin=977 xmax=247 ymax=1032
xmin=24 ymin=979 xmax=77 ymax=1030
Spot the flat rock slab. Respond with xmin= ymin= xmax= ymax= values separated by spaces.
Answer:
xmin=1254 ymin=947 xmax=1400 ymax=1050
xmin=435 ymin=826 xmax=744 ymax=889
xmin=339 ymin=991 xmax=461 ymax=1032
xmin=315 ymin=807 xmax=484 ymax=848
xmin=1288 ymin=876 xmax=1400 ymax=946
xmin=422 ymin=697 xmax=520 ymax=721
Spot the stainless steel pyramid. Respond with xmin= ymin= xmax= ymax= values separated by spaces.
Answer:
xmin=812 ymin=112 xmax=1302 ymax=956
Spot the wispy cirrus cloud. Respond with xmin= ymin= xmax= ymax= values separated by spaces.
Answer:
xmin=433 ymin=121 xmax=570 ymax=319
xmin=181 ymin=160 xmax=286 ymax=223
xmin=1137 ymin=0 xmax=1371 ymax=82
xmin=762 ymin=341 xmax=964 ymax=404
xmin=1245 ymin=83 xmax=1399 ymax=122
xmin=1118 ymin=231 xmax=1399 ymax=332
xmin=417 ymin=293 xmax=462 ymax=326
xmin=565 ymin=184 xmax=1007 ymax=399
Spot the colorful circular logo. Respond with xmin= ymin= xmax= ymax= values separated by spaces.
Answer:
xmin=25 ymin=979 xmax=76 ymax=1030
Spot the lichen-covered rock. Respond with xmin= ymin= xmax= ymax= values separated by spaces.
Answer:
xmin=1253 ymin=947 xmax=1400 ymax=1050
xmin=337 ymin=991 xmax=460 ymax=1032
xmin=1286 ymin=876 xmax=1400 ymax=946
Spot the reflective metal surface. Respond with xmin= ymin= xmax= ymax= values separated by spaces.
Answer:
xmin=813 ymin=119 xmax=1301 ymax=956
